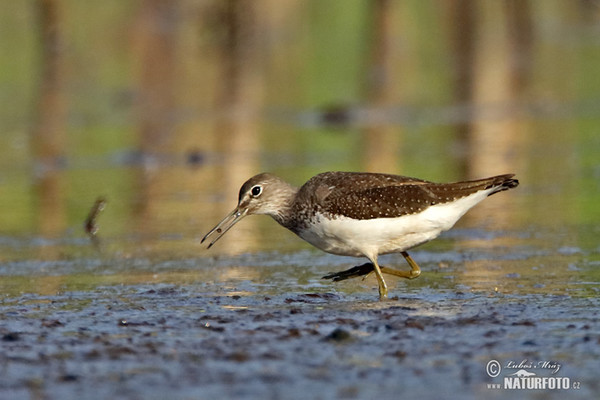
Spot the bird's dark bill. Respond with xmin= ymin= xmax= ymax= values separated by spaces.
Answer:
xmin=201 ymin=208 xmax=247 ymax=248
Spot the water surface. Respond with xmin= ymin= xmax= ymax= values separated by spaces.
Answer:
xmin=1 ymin=2 xmax=600 ymax=399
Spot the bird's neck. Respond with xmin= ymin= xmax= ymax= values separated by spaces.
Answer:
xmin=268 ymin=183 xmax=298 ymax=229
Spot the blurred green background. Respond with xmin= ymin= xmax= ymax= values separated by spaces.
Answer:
xmin=1 ymin=0 xmax=600 ymax=259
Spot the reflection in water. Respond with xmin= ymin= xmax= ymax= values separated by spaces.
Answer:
xmin=362 ymin=0 xmax=401 ymax=173
xmin=133 ymin=0 xmax=179 ymax=238
xmin=450 ymin=1 xmax=533 ymax=231
xmin=0 ymin=2 xmax=598 ymax=299
xmin=0 ymin=241 xmax=597 ymax=299
xmin=446 ymin=0 xmax=476 ymax=177
xmin=135 ymin=0 xmax=178 ymax=154
xmin=468 ymin=0 xmax=527 ymax=181
xmin=32 ymin=0 xmax=67 ymax=261
xmin=212 ymin=0 xmax=267 ymax=254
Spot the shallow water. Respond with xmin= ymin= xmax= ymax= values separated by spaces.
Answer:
xmin=1 ymin=156 xmax=600 ymax=400
xmin=3 ymin=2 xmax=600 ymax=399
xmin=1 ymin=222 xmax=599 ymax=399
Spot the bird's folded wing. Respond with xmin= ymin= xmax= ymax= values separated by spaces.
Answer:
xmin=320 ymin=184 xmax=439 ymax=220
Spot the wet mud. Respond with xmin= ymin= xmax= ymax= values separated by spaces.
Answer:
xmin=1 ymin=265 xmax=599 ymax=400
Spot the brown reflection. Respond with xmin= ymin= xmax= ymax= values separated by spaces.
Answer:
xmin=135 ymin=0 xmax=178 ymax=154
xmin=448 ymin=2 xmax=534 ymax=292
xmin=210 ymin=0 xmax=265 ymax=254
xmin=31 ymin=0 xmax=67 ymax=249
xmin=132 ymin=0 xmax=179 ymax=239
xmin=449 ymin=1 xmax=532 ymax=228
xmin=362 ymin=0 xmax=401 ymax=173
xmin=446 ymin=0 xmax=476 ymax=176
xmin=467 ymin=0 xmax=531 ymax=182
xmin=504 ymin=0 xmax=534 ymax=94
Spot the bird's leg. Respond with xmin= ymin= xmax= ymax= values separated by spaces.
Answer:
xmin=371 ymin=259 xmax=388 ymax=300
xmin=380 ymin=252 xmax=421 ymax=279
xmin=401 ymin=251 xmax=421 ymax=278
xmin=375 ymin=252 xmax=421 ymax=279
xmin=322 ymin=263 xmax=388 ymax=299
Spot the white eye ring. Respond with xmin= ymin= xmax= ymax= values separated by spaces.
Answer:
xmin=250 ymin=185 xmax=262 ymax=197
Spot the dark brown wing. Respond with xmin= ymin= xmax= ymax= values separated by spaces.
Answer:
xmin=322 ymin=184 xmax=436 ymax=219
xmin=312 ymin=173 xmax=518 ymax=220
xmin=315 ymin=171 xmax=429 ymax=187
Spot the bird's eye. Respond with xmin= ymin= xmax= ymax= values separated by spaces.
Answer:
xmin=250 ymin=185 xmax=262 ymax=197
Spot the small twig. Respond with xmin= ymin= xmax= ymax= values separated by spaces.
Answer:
xmin=84 ymin=197 xmax=107 ymax=245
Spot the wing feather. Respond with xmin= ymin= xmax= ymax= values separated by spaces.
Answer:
xmin=302 ymin=172 xmax=517 ymax=220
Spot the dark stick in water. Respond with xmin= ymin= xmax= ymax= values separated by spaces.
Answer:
xmin=84 ymin=197 xmax=107 ymax=244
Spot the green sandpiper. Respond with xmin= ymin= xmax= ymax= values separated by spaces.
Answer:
xmin=202 ymin=171 xmax=519 ymax=299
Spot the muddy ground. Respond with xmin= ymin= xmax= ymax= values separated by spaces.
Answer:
xmin=1 ymin=254 xmax=598 ymax=400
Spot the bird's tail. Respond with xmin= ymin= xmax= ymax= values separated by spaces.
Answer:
xmin=428 ymin=174 xmax=519 ymax=199
xmin=483 ymin=174 xmax=519 ymax=196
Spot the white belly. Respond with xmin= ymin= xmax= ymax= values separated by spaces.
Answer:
xmin=297 ymin=190 xmax=490 ymax=259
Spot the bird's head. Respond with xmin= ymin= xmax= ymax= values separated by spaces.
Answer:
xmin=201 ymin=173 xmax=296 ymax=248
